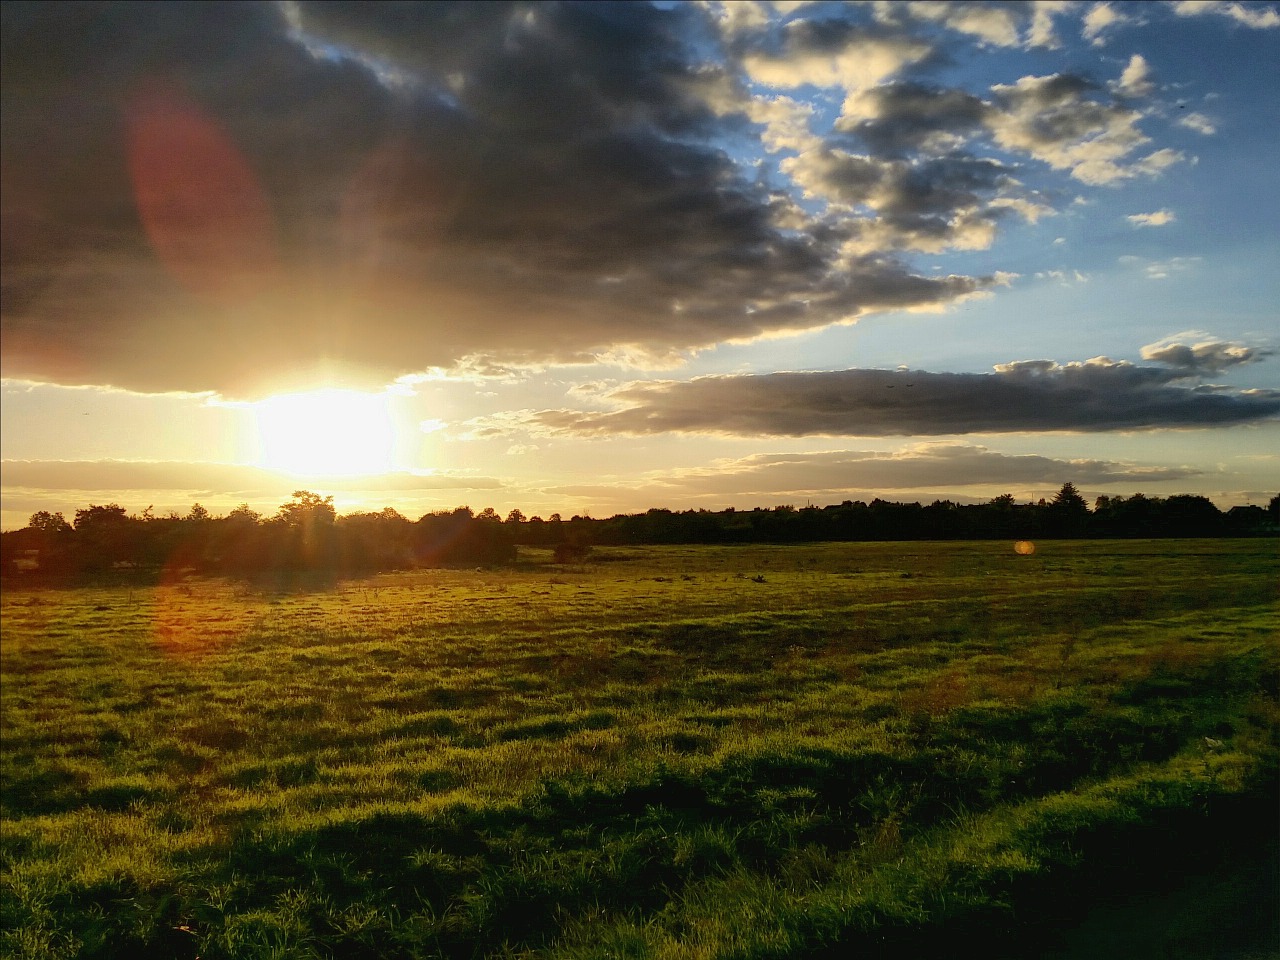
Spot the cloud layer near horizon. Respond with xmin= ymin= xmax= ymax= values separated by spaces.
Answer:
xmin=0 ymin=460 xmax=501 ymax=496
xmin=483 ymin=347 xmax=1280 ymax=438
xmin=600 ymin=443 xmax=1200 ymax=499
xmin=1 ymin=1 xmax=1213 ymax=396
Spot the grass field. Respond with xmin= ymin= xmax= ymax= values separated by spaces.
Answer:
xmin=1 ymin=539 xmax=1277 ymax=959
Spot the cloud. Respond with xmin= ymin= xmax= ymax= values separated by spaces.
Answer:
xmin=706 ymin=0 xmax=775 ymax=38
xmin=1170 ymin=1 xmax=1280 ymax=29
xmin=397 ymin=357 xmax=535 ymax=385
xmin=893 ymin=1 xmax=1079 ymax=50
xmin=904 ymin=2 xmax=1023 ymax=47
xmin=0 ymin=3 xmax=1197 ymax=397
xmin=985 ymin=73 xmax=1176 ymax=185
xmin=1127 ymin=209 xmax=1176 ymax=226
xmin=1120 ymin=254 xmax=1201 ymax=279
xmin=822 ymin=71 xmax=1173 ymax=264
xmin=1035 ymin=269 xmax=1089 ymax=284
xmin=1081 ymin=2 xmax=1133 ymax=44
xmin=740 ymin=18 xmax=933 ymax=97
xmin=742 ymin=94 xmax=821 ymax=154
xmin=1133 ymin=147 xmax=1185 ymax=175
xmin=0 ymin=460 xmax=502 ymax=495
xmin=0 ymin=459 xmax=506 ymax=528
xmin=648 ymin=444 xmax=1198 ymax=496
xmin=483 ymin=357 xmax=1280 ymax=438
xmin=1027 ymin=1 xmax=1075 ymax=48
xmin=1114 ymin=54 xmax=1153 ymax=97
xmin=1176 ymin=111 xmax=1217 ymax=135
xmin=783 ymin=148 xmax=1029 ymax=253
xmin=839 ymin=82 xmax=990 ymax=156
xmin=2 ymin=2 xmax=1011 ymax=397
xmin=1140 ymin=333 xmax=1273 ymax=374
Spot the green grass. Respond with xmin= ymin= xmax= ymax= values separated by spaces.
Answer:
xmin=2 ymin=539 xmax=1277 ymax=959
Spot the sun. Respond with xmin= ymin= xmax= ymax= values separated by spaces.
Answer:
xmin=253 ymin=389 xmax=396 ymax=476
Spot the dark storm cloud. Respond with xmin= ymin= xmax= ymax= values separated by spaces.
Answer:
xmin=1 ymin=0 xmax=991 ymax=396
xmin=489 ymin=358 xmax=1280 ymax=438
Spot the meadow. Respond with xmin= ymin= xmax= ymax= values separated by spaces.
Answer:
xmin=1 ymin=539 xmax=1277 ymax=959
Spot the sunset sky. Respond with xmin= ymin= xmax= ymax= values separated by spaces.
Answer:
xmin=2 ymin=0 xmax=1277 ymax=529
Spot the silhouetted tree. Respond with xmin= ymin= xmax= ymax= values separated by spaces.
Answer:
xmin=227 ymin=503 xmax=261 ymax=524
xmin=28 ymin=511 xmax=72 ymax=535
xmin=3 ymin=512 xmax=74 ymax=578
xmin=337 ymin=507 xmax=413 ymax=572
xmin=272 ymin=491 xmax=338 ymax=573
xmin=1225 ymin=505 xmax=1267 ymax=534
xmin=1047 ymin=482 xmax=1090 ymax=537
xmin=277 ymin=491 xmax=336 ymax=528
xmin=1161 ymin=494 xmax=1223 ymax=537
xmin=71 ymin=503 xmax=140 ymax=572
xmin=74 ymin=503 xmax=128 ymax=530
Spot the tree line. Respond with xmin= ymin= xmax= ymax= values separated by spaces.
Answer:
xmin=2 ymin=484 xmax=1276 ymax=585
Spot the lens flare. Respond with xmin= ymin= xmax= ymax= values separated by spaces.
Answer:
xmin=126 ymin=81 xmax=280 ymax=302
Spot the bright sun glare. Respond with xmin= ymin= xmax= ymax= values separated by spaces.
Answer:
xmin=253 ymin=389 xmax=396 ymax=477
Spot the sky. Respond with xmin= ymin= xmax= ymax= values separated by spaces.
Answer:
xmin=2 ymin=0 xmax=1278 ymax=529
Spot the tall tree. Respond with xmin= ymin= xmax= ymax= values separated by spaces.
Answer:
xmin=27 ymin=511 xmax=71 ymax=535
xmin=1047 ymin=482 xmax=1090 ymax=537
xmin=1051 ymin=482 xmax=1088 ymax=513
xmin=277 ymin=491 xmax=336 ymax=528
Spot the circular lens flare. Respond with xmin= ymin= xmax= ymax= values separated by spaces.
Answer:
xmin=126 ymin=82 xmax=280 ymax=302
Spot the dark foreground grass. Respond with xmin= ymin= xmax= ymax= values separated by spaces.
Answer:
xmin=1 ymin=539 xmax=1277 ymax=959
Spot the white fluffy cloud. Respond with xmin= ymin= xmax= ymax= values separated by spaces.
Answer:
xmin=986 ymin=73 xmax=1171 ymax=185
xmin=1114 ymin=54 xmax=1154 ymax=97
xmin=1176 ymin=111 xmax=1217 ymax=134
xmin=1082 ymin=2 xmax=1134 ymax=44
xmin=1140 ymin=333 xmax=1273 ymax=373
xmin=741 ymin=21 xmax=932 ymax=100
xmin=1170 ymin=1 xmax=1280 ymax=29
xmin=1127 ymin=209 xmax=1176 ymax=226
xmin=905 ymin=2 xmax=1022 ymax=47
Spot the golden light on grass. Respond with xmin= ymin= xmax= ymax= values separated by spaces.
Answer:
xmin=253 ymin=388 xmax=396 ymax=476
xmin=1014 ymin=540 xmax=1036 ymax=556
